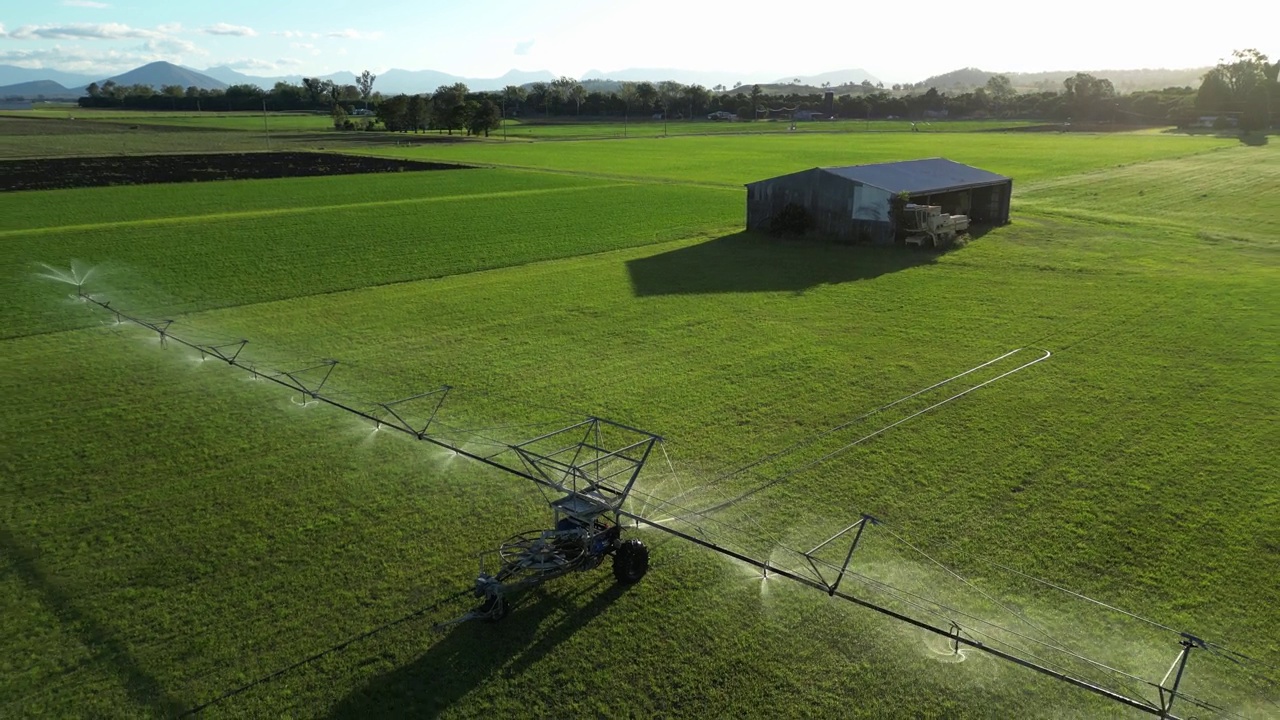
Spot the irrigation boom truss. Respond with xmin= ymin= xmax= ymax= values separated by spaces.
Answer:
xmin=74 ymin=287 xmax=1274 ymax=719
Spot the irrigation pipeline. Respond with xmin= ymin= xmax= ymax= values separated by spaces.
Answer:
xmin=75 ymin=289 xmax=589 ymax=503
xmin=618 ymin=508 xmax=1186 ymax=719
xmin=696 ymin=348 xmax=1031 ymax=489
xmin=76 ymin=290 xmax=1260 ymax=719
xmin=688 ymin=347 xmax=1052 ymax=517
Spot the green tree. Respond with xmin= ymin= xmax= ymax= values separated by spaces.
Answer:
xmin=528 ymin=81 xmax=549 ymax=116
xmin=431 ymin=83 xmax=468 ymax=134
xmin=984 ymin=74 xmax=1015 ymax=115
xmin=749 ymin=84 xmax=763 ymax=119
xmin=270 ymin=81 xmax=306 ymax=108
xmin=1063 ymin=73 xmax=1115 ymax=121
xmin=657 ymin=80 xmax=683 ymax=119
xmin=683 ymin=83 xmax=709 ymax=118
xmin=225 ymin=84 xmax=264 ymax=100
xmin=618 ymin=81 xmax=638 ymax=119
xmin=357 ymin=70 xmax=376 ymax=109
xmin=85 ymin=82 xmax=101 ymax=98
xmin=406 ymin=94 xmax=429 ymax=132
xmin=302 ymin=77 xmax=327 ymax=105
xmin=469 ymin=97 xmax=501 ymax=136
xmin=636 ymin=82 xmax=657 ymax=113
xmin=550 ymin=76 xmax=576 ymax=115
xmin=569 ymin=83 xmax=586 ymax=115
xmin=502 ymin=84 xmax=526 ymax=117
xmin=376 ymin=94 xmax=409 ymax=131
xmin=1195 ymin=69 xmax=1233 ymax=113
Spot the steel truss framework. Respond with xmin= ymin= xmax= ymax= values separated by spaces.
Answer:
xmin=75 ymin=288 xmax=1271 ymax=719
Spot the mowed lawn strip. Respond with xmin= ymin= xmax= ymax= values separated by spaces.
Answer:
xmin=1 ymin=172 xmax=740 ymax=339
xmin=0 ymin=167 xmax=597 ymax=231
xmin=357 ymin=131 xmax=1239 ymax=186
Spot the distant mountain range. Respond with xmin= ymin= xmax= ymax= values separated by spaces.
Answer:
xmin=772 ymin=70 xmax=881 ymax=87
xmin=103 ymin=62 xmax=230 ymax=91
xmin=0 ymin=61 xmax=1213 ymax=100
xmin=914 ymin=66 xmax=1211 ymax=93
xmin=0 ymin=79 xmax=80 ymax=99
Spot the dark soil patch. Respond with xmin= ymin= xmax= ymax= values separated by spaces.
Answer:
xmin=0 ymin=152 xmax=470 ymax=192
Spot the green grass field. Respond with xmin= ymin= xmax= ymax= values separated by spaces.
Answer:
xmin=2 ymin=128 xmax=1277 ymax=718
xmin=489 ymin=117 xmax=1039 ymax=139
xmin=359 ymin=131 xmax=1242 ymax=187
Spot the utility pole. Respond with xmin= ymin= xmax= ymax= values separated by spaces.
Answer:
xmin=262 ymin=99 xmax=271 ymax=151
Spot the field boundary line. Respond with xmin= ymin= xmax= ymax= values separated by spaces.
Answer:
xmin=0 ymin=183 xmax=638 ymax=238
xmin=364 ymin=156 xmax=744 ymax=190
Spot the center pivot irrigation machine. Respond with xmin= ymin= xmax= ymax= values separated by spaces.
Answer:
xmin=72 ymin=286 xmax=1276 ymax=719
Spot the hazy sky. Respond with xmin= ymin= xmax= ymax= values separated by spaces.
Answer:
xmin=1 ymin=0 xmax=1274 ymax=82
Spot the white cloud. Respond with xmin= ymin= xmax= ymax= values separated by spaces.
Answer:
xmin=141 ymin=37 xmax=202 ymax=55
xmin=222 ymin=58 xmax=278 ymax=71
xmin=156 ymin=23 xmax=183 ymax=33
xmin=203 ymin=23 xmax=257 ymax=37
xmin=272 ymin=30 xmax=315 ymax=39
xmin=515 ymin=39 xmax=535 ymax=56
xmin=6 ymin=23 xmax=165 ymax=41
xmin=216 ymin=57 xmax=303 ymax=74
xmin=0 ymin=45 xmax=169 ymax=74
xmin=326 ymin=29 xmax=382 ymax=40
xmin=62 ymin=0 xmax=111 ymax=7
xmin=290 ymin=42 xmax=320 ymax=57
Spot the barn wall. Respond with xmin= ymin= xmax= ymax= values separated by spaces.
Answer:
xmin=970 ymin=182 xmax=1012 ymax=224
xmin=747 ymin=172 xmax=893 ymax=244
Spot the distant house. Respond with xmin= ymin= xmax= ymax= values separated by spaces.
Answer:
xmin=745 ymin=158 xmax=1012 ymax=244
xmin=1192 ymin=115 xmax=1237 ymax=129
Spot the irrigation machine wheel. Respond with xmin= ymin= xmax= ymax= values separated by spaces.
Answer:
xmin=479 ymin=594 xmax=509 ymax=623
xmin=613 ymin=538 xmax=649 ymax=584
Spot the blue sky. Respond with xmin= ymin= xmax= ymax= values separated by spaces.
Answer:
xmin=0 ymin=0 xmax=1274 ymax=82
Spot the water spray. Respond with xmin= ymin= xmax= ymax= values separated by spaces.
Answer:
xmin=67 ymin=285 xmax=1272 ymax=718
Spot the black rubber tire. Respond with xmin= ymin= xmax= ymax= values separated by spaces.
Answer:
xmin=479 ymin=594 xmax=509 ymax=623
xmin=613 ymin=538 xmax=649 ymax=584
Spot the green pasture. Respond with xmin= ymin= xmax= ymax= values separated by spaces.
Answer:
xmin=4 ymin=108 xmax=336 ymax=132
xmin=492 ymin=117 xmax=1038 ymax=139
xmin=0 ymin=115 xmax=281 ymax=158
xmin=2 ymin=131 xmax=1277 ymax=718
xmin=361 ymin=130 xmax=1241 ymax=187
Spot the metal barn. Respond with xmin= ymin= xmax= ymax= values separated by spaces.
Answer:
xmin=745 ymin=158 xmax=1012 ymax=244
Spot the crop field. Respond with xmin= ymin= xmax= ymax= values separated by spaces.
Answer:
xmin=2 ymin=128 xmax=1277 ymax=719
xmin=359 ymin=129 xmax=1242 ymax=187
xmin=3 ymin=108 xmax=338 ymax=132
xmin=479 ymin=117 xmax=1038 ymax=140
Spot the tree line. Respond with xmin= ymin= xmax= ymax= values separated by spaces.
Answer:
xmin=77 ymin=49 xmax=1275 ymax=132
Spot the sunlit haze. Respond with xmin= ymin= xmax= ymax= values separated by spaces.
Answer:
xmin=1 ymin=0 xmax=1274 ymax=82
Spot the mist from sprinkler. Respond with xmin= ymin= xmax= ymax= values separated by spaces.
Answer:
xmin=37 ymin=261 xmax=97 ymax=291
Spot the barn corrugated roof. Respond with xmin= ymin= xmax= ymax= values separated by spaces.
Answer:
xmin=818 ymin=158 xmax=1009 ymax=194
